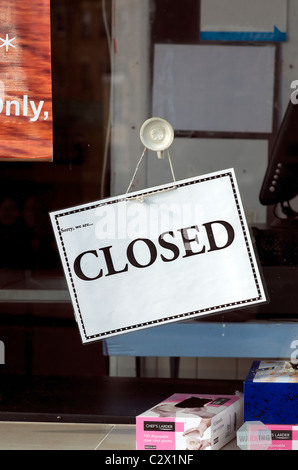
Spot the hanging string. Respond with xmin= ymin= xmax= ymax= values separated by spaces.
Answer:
xmin=166 ymin=148 xmax=176 ymax=182
xmin=125 ymin=147 xmax=147 ymax=195
xmin=125 ymin=148 xmax=177 ymax=202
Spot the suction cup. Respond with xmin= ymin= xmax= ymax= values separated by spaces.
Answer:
xmin=140 ymin=117 xmax=174 ymax=159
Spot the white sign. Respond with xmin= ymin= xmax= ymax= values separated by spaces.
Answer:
xmin=50 ymin=169 xmax=266 ymax=344
xmin=152 ymin=44 xmax=275 ymax=134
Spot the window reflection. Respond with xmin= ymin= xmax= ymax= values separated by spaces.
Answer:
xmin=0 ymin=0 xmax=111 ymax=382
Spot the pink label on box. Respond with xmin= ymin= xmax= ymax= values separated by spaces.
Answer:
xmin=267 ymin=425 xmax=297 ymax=450
xmin=136 ymin=417 xmax=178 ymax=450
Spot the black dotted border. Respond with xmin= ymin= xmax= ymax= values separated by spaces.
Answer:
xmin=54 ymin=171 xmax=264 ymax=341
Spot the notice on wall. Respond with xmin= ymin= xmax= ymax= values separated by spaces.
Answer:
xmin=152 ymin=43 xmax=275 ymax=134
xmin=50 ymin=169 xmax=267 ymax=344
xmin=0 ymin=0 xmax=52 ymax=161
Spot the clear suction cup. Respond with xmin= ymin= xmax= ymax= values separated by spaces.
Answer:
xmin=140 ymin=117 xmax=174 ymax=159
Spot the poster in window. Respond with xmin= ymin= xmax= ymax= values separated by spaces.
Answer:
xmin=0 ymin=0 xmax=52 ymax=161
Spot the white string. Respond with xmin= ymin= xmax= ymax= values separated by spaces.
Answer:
xmin=167 ymin=148 xmax=176 ymax=182
xmin=125 ymin=148 xmax=177 ymax=202
xmin=125 ymin=147 xmax=147 ymax=195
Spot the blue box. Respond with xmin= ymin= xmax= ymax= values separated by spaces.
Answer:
xmin=244 ymin=361 xmax=298 ymax=424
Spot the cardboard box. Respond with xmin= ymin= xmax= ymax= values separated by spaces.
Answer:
xmin=237 ymin=423 xmax=298 ymax=450
xmin=244 ymin=360 xmax=298 ymax=424
xmin=136 ymin=393 xmax=243 ymax=450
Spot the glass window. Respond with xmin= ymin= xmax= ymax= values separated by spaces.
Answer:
xmin=1 ymin=0 xmax=298 ymax=423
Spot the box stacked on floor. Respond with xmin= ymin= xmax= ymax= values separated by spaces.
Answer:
xmin=243 ymin=360 xmax=298 ymax=450
xmin=136 ymin=393 xmax=243 ymax=450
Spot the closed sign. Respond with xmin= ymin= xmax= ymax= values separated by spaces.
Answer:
xmin=50 ymin=169 xmax=266 ymax=344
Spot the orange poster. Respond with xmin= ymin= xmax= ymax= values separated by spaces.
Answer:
xmin=0 ymin=0 xmax=52 ymax=161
